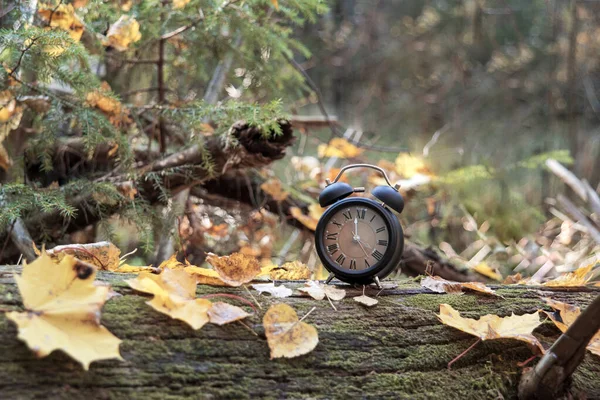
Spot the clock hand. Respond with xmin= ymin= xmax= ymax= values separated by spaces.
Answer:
xmin=356 ymin=240 xmax=369 ymax=258
xmin=359 ymin=239 xmax=373 ymax=249
xmin=353 ymin=217 xmax=359 ymax=241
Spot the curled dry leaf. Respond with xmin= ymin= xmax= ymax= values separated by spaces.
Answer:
xmin=0 ymin=90 xmax=23 ymax=170
xmin=184 ymin=266 xmax=228 ymax=286
xmin=421 ymin=276 xmax=501 ymax=297
xmin=260 ymin=178 xmax=289 ymax=202
xmin=43 ymin=241 xmax=121 ymax=271
xmin=269 ymin=260 xmax=312 ymax=280
xmin=252 ymin=282 xmax=293 ymax=298
xmin=544 ymin=298 xmax=600 ymax=356
xmin=104 ymin=15 xmax=142 ymax=51
xmin=438 ymin=304 xmax=545 ymax=355
xmin=263 ymin=304 xmax=319 ymax=359
xmin=126 ymin=268 xmax=212 ymax=329
xmin=6 ymin=254 xmax=122 ymax=370
xmin=86 ymin=82 xmax=131 ymax=127
xmin=354 ymin=295 xmax=378 ymax=307
xmin=208 ymin=302 xmax=251 ymax=326
xmin=298 ymin=281 xmax=346 ymax=301
xmin=317 ymin=138 xmax=363 ymax=159
xmin=543 ymin=264 xmax=596 ymax=287
xmin=206 ymin=252 xmax=262 ymax=287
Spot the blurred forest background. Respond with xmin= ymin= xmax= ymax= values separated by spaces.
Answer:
xmin=0 ymin=0 xmax=599 ymax=283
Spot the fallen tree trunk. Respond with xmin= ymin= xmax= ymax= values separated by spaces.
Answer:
xmin=0 ymin=121 xmax=294 ymax=262
xmin=0 ymin=266 xmax=598 ymax=399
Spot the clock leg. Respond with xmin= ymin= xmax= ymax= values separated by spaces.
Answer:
xmin=325 ymin=273 xmax=335 ymax=285
xmin=374 ymin=276 xmax=383 ymax=290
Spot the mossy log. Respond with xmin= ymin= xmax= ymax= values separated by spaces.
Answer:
xmin=0 ymin=266 xmax=599 ymax=400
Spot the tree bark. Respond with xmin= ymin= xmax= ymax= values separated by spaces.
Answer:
xmin=0 ymin=266 xmax=598 ymax=399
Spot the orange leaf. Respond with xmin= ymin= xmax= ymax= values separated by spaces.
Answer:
xmin=270 ymin=0 xmax=279 ymax=10
xmin=206 ymin=252 xmax=262 ymax=287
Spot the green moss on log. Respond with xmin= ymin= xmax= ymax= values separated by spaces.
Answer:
xmin=0 ymin=268 xmax=598 ymax=399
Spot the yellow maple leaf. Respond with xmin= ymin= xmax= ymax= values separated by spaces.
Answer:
xmin=317 ymin=138 xmax=363 ymax=159
xmin=473 ymin=262 xmax=502 ymax=281
xmin=544 ymin=298 xmax=600 ymax=356
xmin=104 ymin=15 xmax=142 ymax=52
xmin=260 ymin=178 xmax=289 ymax=202
xmin=394 ymin=153 xmax=433 ymax=178
xmin=438 ymin=304 xmax=545 ymax=354
xmin=173 ymin=0 xmax=191 ymax=9
xmin=263 ymin=304 xmax=318 ymax=359
xmin=6 ymin=253 xmax=122 ymax=370
xmin=206 ymin=252 xmax=262 ymax=287
xmin=269 ymin=260 xmax=312 ymax=280
xmin=126 ymin=268 xmax=212 ymax=329
xmin=543 ymin=264 xmax=596 ymax=287
xmin=38 ymin=3 xmax=85 ymax=42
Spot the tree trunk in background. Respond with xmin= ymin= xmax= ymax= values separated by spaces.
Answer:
xmin=0 ymin=267 xmax=598 ymax=399
xmin=567 ymin=0 xmax=581 ymax=176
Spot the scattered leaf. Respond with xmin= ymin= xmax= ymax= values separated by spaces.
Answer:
xmin=104 ymin=15 xmax=142 ymax=51
xmin=543 ymin=264 xmax=596 ymax=287
xmin=126 ymin=268 xmax=212 ymax=329
xmin=44 ymin=241 xmax=121 ymax=271
xmin=421 ymin=276 xmax=463 ymax=294
xmin=173 ymin=0 xmax=191 ymax=9
xmin=437 ymin=304 xmax=544 ymax=354
xmin=6 ymin=254 xmax=122 ymax=370
xmin=290 ymin=204 xmax=324 ymax=231
xmin=317 ymin=138 xmax=363 ymax=159
xmin=354 ymin=295 xmax=378 ymax=307
xmin=184 ymin=265 xmax=228 ymax=286
xmin=38 ymin=3 xmax=84 ymax=42
xmin=208 ymin=302 xmax=251 ymax=325
xmin=0 ymin=90 xmax=23 ymax=170
xmin=269 ymin=260 xmax=311 ymax=280
xmin=421 ymin=276 xmax=501 ymax=297
xmin=260 ymin=178 xmax=289 ymax=201
xmin=298 ymin=281 xmax=346 ymax=301
xmin=263 ymin=304 xmax=318 ymax=359
xmin=206 ymin=252 xmax=262 ymax=287
xmin=270 ymin=0 xmax=279 ymax=10
xmin=473 ymin=262 xmax=502 ymax=281
xmin=544 ymin=298 xmax=600 ymax=356
xmin=251 ymin=282 xmax=293 ymax=298
xmin=86 ymin=82 xmax=131 ymax=126
xmin=394 ymin=153 xmax=433 ymax=178
xmin=503 ymin=273 xmax=524 ymax=284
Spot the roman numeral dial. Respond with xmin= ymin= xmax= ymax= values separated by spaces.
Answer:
xmin=323 ymin=204 xmax=391 ymax=272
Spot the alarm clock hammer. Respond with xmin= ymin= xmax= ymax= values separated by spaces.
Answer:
xmin=315 ymin=164 xmax=405 ymax=289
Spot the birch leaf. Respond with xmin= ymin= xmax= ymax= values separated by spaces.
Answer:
xmin=208 ymin=302 xmax=251 ymax=325
xmin=206 ymin=252 xmax=262 ymax=287
xmin=421 ymin=276 xmax=501 ymax=297
xmin=184 ymin=266 xmax=228 ymax=286
xmin=298 ymin=281 xmax=346 ymax=301
xmin=263 ymin=304 xmax=318 ymax=359
xmin=5 ymin=254 xmax=122 ymax=370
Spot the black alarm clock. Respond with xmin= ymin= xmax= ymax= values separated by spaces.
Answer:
xmin=315 ymin=164 xmax=405 ymax=287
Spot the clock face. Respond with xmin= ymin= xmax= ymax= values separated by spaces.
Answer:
xmin=321 ymin=203 xmax=391 ymax=272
